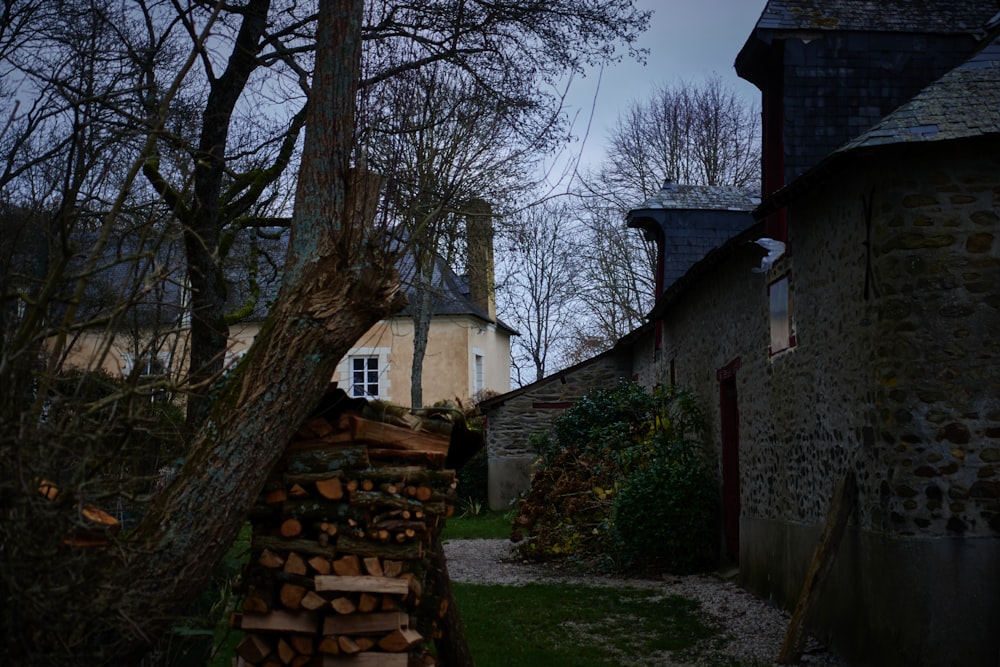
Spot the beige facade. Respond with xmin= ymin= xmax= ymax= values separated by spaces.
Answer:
xmin=335 ymin=315 xmax=510 ymax=406
xmin=226 ymin=314 xmax=511 ymax=407
xmin=64 ymin=311 xmax=511 ymax=410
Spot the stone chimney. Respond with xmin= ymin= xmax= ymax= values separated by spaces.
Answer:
xmin=465 ymin=198 xmax=496 ymax=320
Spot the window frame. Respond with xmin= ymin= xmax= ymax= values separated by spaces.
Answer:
xmin=768 ymin=272 xmax=796 ymax=357
xmin=339 ymin=347 xmax=391 ymax=401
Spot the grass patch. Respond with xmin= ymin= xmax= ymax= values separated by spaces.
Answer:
xmin=442 ymin=510 xmax=512 ymax=540
xmin=453 ymin=582 xmax=723 ymax=666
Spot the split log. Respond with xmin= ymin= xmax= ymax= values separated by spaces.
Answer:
xmin=243 ymin=580 xmax=274 ymax=613
xmin=242 ymin=595 xmax=270 ymax=614
xmin=290 ymin=635 xmax=314 ymax=656
xmin=279 ymin=583 xmax=307 ymax=609
xmin=337 ymin=635 xmax=361 ymax=655
xmin=378 ymin=628 xmax=423 ymax=653
xmin=330 ymin=597 xmax=356 ymax=615
xmin=332 ymin=555 xmax=361 ymax=576
xmin=233 ymin=610 xmax=320 ymax=634
xmin=277 ymin=638 xmax=295 ymax=665
xmin=322 ymin=611 xmax=409 ymax=636
xmin=259 ymin=549 xmax=286 ymax=569
xmin=308 ymin=556 xmax=332 ymax=575
xmin=317 ymin=636 xmax=340 ymax=654
xmin=236 ymin=633 xmax=273 ymax=663
xmin=280 ymin=518 xmax=303 ymax=538
xmin=350 ymin=415 xmax=449 ymax=454
xmin=300 ymin=591 xmax=328 ymax=611
xmin=382 ymin=560 xmax=404 ymax=578
xmin=314 ymin=575 xmax=410 ymax=596
xmin=358 ymin=592 xmax=379 ymax=613
xmin=283 ymin=552 xmax=308 ymax=576
xmin=363 ymin=556 xmax=383 ymax=577
xmin=316 ymin=477 xmax=344 ymax=500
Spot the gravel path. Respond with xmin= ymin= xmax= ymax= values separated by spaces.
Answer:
xmin=443 ymin=538 xmax=846 ymax=666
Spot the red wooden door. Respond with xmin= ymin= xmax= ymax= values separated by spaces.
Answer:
xmin=719 ymin=374 xmax=741 ymax=562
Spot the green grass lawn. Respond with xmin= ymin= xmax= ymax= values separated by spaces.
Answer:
xmin=452 ymin=582 xmax=728 ymax=667
xmin=442 ymin=509 xmax=513 ymax=540
xmin=208 ymin=512 xmax=747 ymax=667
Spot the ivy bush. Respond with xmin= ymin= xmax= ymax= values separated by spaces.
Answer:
xmin=513 ymin=383 xmax=718 ymax=574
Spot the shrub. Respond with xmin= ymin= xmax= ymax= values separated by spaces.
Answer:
xmin=613 ymin=456 xmax=717 ymax=573
xmin=513 ymin=383 xmax=719 ymax=574
xmin=455 ymin=446 xmax=488 ymax=506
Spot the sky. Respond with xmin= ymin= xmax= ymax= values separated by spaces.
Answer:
xmin=553 ymin=0 xmax=768 ymax=178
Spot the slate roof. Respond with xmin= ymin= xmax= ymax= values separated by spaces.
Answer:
xmin=837 ymin=33 xmax=1000 ymax=151
xmin=632 ymin=181 xmax=760 ymax=212
xmin=393 ymin=245 xmax=515 ymax=332
xmin=750 ymin=0 xmax=996 ymax=35
xmin=627 ymin=182 xmax=759 ymax=291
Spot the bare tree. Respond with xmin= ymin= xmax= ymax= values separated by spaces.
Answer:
xmin=0 ymin=1 xmax=652 ymax=664
xmin=496 ymin=199 xmax=580 ymax=385
xmin=568 ymin=75 xmax=760 ymax=352
xmin=365 ymin=63 xmax=539 ymax=407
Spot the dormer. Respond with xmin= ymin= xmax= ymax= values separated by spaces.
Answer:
xmin=627 ymin=181 xmax=759 ymax=300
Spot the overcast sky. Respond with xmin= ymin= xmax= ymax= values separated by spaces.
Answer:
xmin=553 ymin=0 xmax=767 ymax=179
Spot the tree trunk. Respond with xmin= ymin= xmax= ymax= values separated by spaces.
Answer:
xmin=93 ymin=3 xmax=406 ymax=662
xmin=410 ymin=249 xmax=435 ymax=409
xmin=183 ymin=0 xmax=272 ymax=430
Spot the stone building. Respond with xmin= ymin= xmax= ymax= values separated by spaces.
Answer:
xmin=484 ymin=2 xmax=1000 ymax=664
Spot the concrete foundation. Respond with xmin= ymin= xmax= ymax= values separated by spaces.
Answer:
xmin=487 ymin=454 xmax=536 ymax=511
xmin=741 ymin=516 xmax=1000 ymax=666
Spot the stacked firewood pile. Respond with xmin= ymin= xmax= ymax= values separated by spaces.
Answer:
xmin=230 ymin=390 xmax=462 ymax=667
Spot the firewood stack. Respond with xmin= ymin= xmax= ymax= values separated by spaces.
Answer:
xmin=230 ymin=391 xmax=458 ymax=667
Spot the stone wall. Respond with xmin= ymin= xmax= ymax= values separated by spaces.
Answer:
xmin=646 ymin=140 xmax=999 ymax=665
xmin=757 ymin=142 xmax=997 ymax=665
xmin=481 ymin=351 xmax=632 ymax=510
xmin=865 ymin=143 xmax=1000 ymax=540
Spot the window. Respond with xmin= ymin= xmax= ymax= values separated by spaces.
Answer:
xmin=473 ymin=352 xmax=485 ymax=395
xmin=339 ymin=347 xmax=390 ymax=401
xmin=351 ymin=356 xmax=380 ymax=398
xmin=122 ymin=351 xmax=171 ymax=377
xmin=768 ymin=273 xmax=796 ymax=356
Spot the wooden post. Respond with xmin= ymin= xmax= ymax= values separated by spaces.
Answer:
xmin=777 ymin=470 xmax=857 ymax=664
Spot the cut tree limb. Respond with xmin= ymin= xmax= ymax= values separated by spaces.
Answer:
xmin=777 ymin=470 xmax=857 ymax=664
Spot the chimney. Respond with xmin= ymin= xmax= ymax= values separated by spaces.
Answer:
xmin=465 ymin=198 xmax=496 ymax=321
